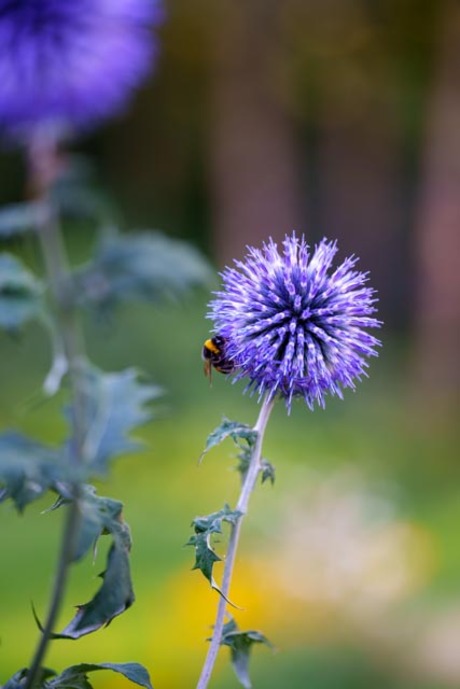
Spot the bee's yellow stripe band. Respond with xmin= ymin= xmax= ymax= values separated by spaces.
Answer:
xmin=204 ymin=338 xmax=220 ymax=354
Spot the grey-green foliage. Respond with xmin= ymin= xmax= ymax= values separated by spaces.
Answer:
xmin=200 ymin=418 xmax=258 ymax=460
xmin=0 ymin=164 xmax=212 ymax=687
xmin=0 ymin=365 xmax=159 ymax=636
xmin=74 ymin=364 xmax=162 ymax=474
xmin=187 ymin=504 xmax=241 ymax=596
xmin=42 ymin=486 xmax=135 ymax=637
xmin=200 ymin=417 xmax=275 ymax=484
xmin=0 ymin=253 xmax=44 ymax=330
xmin=0 ymin=432 xmax=64 ymax=512
xmin=0 ymin=366 xmax=160 ymax=511
xmin=0 ymin=202 xmax=47 ymax=238
xmin=221 ymin=618 xmax=273 ymax=689
xmin=192 ymin=418 xmax=276 ymax=684
xmin=3 ymin=662 xmax=153 ymax=689
xmin=189 ymin=417 xmax=275 ymax=595
xmin=74 ymin=230 xmax=213 ymax=313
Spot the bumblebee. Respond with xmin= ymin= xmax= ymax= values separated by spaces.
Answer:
xmin=202 ymin=335 xmax=235 ymax=382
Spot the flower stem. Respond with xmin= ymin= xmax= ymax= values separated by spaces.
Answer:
xmin=24 ymin=135 xmax=86 ymax=689
xmin=196 ymin=393 xmax=275 ymax=689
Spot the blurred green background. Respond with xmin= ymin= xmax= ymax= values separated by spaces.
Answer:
xmin=1 ymin=1 xmax=459 ymax=688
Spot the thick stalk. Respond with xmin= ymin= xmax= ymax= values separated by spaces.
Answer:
xmin=24 ymin=136 xmax=86 ymax=689
xmin=196 ymin=393 xmax=275 ymax=689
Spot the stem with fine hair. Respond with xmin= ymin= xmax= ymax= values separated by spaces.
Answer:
xmin=196 ymin=393 xmax=275 ymax=689
xmin=24 ymin=136 xmax=87 ymax=689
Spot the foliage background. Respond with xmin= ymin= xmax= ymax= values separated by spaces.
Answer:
xmin=1 ymin=1 xmax=459 ymax=688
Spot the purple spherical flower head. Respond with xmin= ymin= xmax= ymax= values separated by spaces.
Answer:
xmin=0 ymin=0 xmax=163 ymax=137
xmin=208 ymin=233 xmax=382 ymax=411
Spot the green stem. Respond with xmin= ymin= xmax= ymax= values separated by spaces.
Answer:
xmin=196 ymin=393 xmax=275 ymax=689
xmin=24 ymin=135 xmax=86 ymax=689
xmin=24 ymin=503 xmax=81 ymax=689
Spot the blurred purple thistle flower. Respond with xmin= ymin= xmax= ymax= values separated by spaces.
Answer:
xmin=208 ymin=233 xmax=382 ymax=411
xmin=0 ymin=0 xmax=163 ymax=137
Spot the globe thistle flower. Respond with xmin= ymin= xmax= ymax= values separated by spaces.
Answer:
xmin=208 ymin=233 xmax=382 ymax=411
xmin=0 ymin=0 xmax=163 ymax=137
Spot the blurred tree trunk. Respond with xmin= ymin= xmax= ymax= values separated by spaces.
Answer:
xmin=413 ymin=0 xmax=460 ymax=404
xmin=308 ymin=0 xmax=407 ymax=327
xmin=317 ymin=104 xmax=404 ymax=327
xmin=208 ymin=0 xmax=304 ymax=264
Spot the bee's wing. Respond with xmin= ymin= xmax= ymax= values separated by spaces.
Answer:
xmin=203 ymin=359 xmax=213 ymax=385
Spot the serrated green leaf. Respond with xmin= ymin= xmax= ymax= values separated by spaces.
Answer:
xmin=204 ymin=419 xmax=273 ymax=486
xmin=237 ymin=451 xmax=275 ymax=486
xmin=51 ymin=485 xmax=129 ymax=563
xmin=47 ymin=153 xmax=116 ymax=226
xmin=260 ymin=459 xmax=275 ymax=485
xmin=4 ymin=663 xmax=153 ymax=689
xmin=221 ymin=618 xmax=273 ymax=689
xmin=52 ymin=539 xmax=134 ymax=639
xmin=187 ymin=505 xmax=241 ymax=594
xmin=74 ymin=231 xmax=212 ymax=312
xmin=188 ymin=532 xmax=222 ymax=583
xmin=49 ymin=670 xmax=93 ymax=689
xmin=201 ymin=418 xmax=258 ymax=461
xmin=192 ymin=504 xmax=241 ymax=534
xmin=235 ymin=447 xmax=251 ymax=482
xmin=0 ymin=253 xmax=44 ymax=331
xmin=74 ymin=364 xmax=161 ymax=474
xmin=2 ymin=667 xmax=55 ymax=689
xmin=76 ymin=488 xmax=128 ymax=561
xmin=0 ymin=201 xmax=47 ymax=237
xmin=0 ymin=432 xmax=65 ymax=512
xmin=36 ymin=485 xmax=135 ymax=637
xmin=47 ymin=663 xmax=152 ymax=689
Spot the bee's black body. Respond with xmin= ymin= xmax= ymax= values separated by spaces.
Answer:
xmin=202 ymin=335 xmax=235 ymax=381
